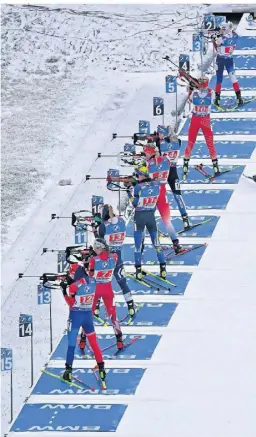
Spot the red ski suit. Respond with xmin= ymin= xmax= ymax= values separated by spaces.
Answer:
xmin=184 ymin=89 xmax=217 ymax=160
xmin=89 ymin=250 xmax=122 ymax=336
xmin=146 ymin=155 xmax=177 ymax=241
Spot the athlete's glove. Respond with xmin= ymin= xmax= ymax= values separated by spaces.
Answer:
xmin=60 ymin=280 xmax=68 ymax=296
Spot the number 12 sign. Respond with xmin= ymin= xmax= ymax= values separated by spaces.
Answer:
xmin=153 ymin=97 xmax=164 ymax=116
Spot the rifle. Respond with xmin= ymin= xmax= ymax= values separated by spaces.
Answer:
xmin=163 ymin=55 xmax=200 ymax=91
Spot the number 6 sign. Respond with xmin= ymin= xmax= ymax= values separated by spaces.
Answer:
xmin=153 ymin=97 xmax=164 ymax=124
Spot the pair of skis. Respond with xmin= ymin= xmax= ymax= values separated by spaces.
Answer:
xmin=42 ymin=336 xmax=141 ymax=390
xmin=163 ymin=243 xmax=207 ymax=262
xmin=158 ymin=216 xmax=213 ymax=237
xmin=41 ymin=368 xmax=96 ymax=391
xmin=94 ymin=304 xmax=142 ymax=326
xmin=126 ymin=270 xmax=176 ymax=291
xmin=120 ymin=304 xmax=142 ymax=325
xmin=213 ymin=97 xmax=256 ymax=112
xmin=195 ymin=164 xmax=241 ymax=182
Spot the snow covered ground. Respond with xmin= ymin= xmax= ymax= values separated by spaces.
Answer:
xmin=2 ymin=4 xmax=256 ymax=437
xmin=1 ymin=3 xmax=205 ymax=254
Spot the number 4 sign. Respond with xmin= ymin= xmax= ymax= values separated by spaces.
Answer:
xmin=179 ymin=54 xmax=190 ymax=72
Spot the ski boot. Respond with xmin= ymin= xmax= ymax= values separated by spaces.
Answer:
xmin=63 ymin=364 xmax=72 ymax=382
xmin=135 ymin=265 xmax=142 ymax=280
xmin=212 ymin=159 xmax=220 ymax=176
xmin=160 ymin=263 xmax=167 ymax=279
xmin=182 ymin=214 xmax=191 ymax=230
xmin=116 ymin=333 xmax=123 ymax=350
xmin=235 ymin=90 xmax=243 ymax=107
xmin=183 ymin=158 xmax=189 ymax=180
xmin=172 ymin=239 xmax=184 ymax=255
xmin=94 ymin=299 xmax=101 ymax=317
xmin=127 ymin=300 xmax=135 ymax=317
xmin=214 ymin=92 xmax=221 ymax=107
xmin=79 ymin=331 xmax=86 ymax=351
xmin=97 ymin=361 xmax=106 ymax=382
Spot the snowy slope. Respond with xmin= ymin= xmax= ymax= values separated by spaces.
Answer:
xmin=1 ymin=4 xmax=205 ymax=254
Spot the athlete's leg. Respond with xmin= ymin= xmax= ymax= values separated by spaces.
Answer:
xmin=226 ymin=57 xmax=243 ymax=103
xmin=168 ymin=166 xmax=189 ymax=224
xmin=66 ymin=311 xmax=82 ymax=366
xmin=82 ymin=312 xmax=103 ymax=363
xmin=134 ymin=211 xmax=146 ymax=266
xmin=156 ymin=184 xmax=178 ymax=242
xmin=215 ymin=56 xmax=224 ymax=94
xmin=101 ymin=285 xmax=122 ymax=337
xmin=184 ymin=115 xmax=200 ymax=159
xmin=114 ymin=250 xmax=132 ymax=302
xmin=199 ymin=116 xmax=217 ymax=160
xmin=225 ymin=57 xmax=239 ymax=92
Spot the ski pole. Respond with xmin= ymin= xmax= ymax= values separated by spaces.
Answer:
xmin=72 ymin=375 xmax=95 ymax=392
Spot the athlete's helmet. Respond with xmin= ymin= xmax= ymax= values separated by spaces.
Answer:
xmin=93 ymin=238 xmax=109 ymax=252
xmin=198 ymin=76 xmax=209 ymax=89
xmin=220 ymin=21 xmax=233 ymax=33
xmin=102 ymin=204 xmax=110 ymax=221
xmin=135 ymin=165 xmax=149 ymax=177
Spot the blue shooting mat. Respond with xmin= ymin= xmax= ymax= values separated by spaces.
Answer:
xmin=180 ymin=140 xmax=255 ymax=159
xmin=233 ymin=55 xmax=256 ymax=69
xmin=209 ymin=76 xmax=256 ymax=90
xmin=113 ymin=272 xmax=192 ymax=295
xmin=167 ymin=189 xmax=233 ymax=210
xmin=211 ymin=97 xmax=256 ymax=113
xmin=33 ymin=367 xmax=145 ymax=396
xmin=94 ymin=302 xmax=178 ymax=327
xmin=122 ymin=243 xmax=206 ymax=266
xmin=236 ymin=36 xmax=256 ymax=50
xmin=10 ymin=403 xmax=127 ymax=432
xmin=180 ymin=117 xmax=256 ymax=135
xmin=178 ymin=165 xmax=244 ymax=184
xmin=51 ymin=333 xmax=161 ymax=361
xmin=126 ymin=215 xmax=219 ymax=237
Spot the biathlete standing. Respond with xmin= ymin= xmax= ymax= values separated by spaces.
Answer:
xmin=60 ymin=271 xmax=106 ymax=383
xmin=212 ymin=21 xmax=243 ymax=107
xmin=127 ymin=165 xmax=167 ymax=280
xmin=183 ymin=76 xmax=220 ymax=178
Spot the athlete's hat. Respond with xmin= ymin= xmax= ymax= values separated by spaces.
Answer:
xmin=135 ymin=165 xmax=149 ymax=177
